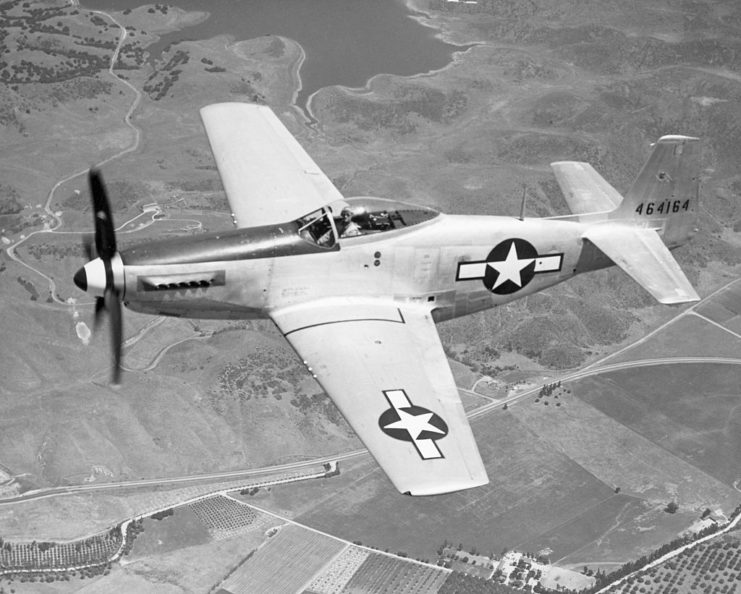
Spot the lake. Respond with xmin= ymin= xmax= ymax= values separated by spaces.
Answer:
xmin=80 ymin=0 xmax=466 ymax=111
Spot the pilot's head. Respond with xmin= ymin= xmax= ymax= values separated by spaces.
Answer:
xmin=341 ymin=208 xmax=353 ymax=221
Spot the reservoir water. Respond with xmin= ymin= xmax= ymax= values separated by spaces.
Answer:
xmin=80 ymin=0 xmax=465 ymax=110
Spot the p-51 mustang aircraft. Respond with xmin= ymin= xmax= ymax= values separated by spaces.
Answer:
xmin=74 ymin=102 xmax=700 ymax=496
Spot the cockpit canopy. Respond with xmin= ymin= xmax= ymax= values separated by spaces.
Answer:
xmin=296 ymin=197 xmax=440 ymax=248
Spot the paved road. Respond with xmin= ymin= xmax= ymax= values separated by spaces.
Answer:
xmin=0 ymin=450 xmax=366 ymax=506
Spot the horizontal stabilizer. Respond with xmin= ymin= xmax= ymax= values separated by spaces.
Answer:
xmin=583 ymin=224 xmax=700 ymax=304
xmin=551 ymin=161 xmax=623 ymax=216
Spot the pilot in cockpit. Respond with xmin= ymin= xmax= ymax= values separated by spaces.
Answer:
xmin=338 ymin=207 xmax=362 ymax=238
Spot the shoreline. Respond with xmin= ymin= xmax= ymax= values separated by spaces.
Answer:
xmin=303 ymin=0 xmax=484 ymax=126
xmin=303 ymin=42 xmax=481 ymax=127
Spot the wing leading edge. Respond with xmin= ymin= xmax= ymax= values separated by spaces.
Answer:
xmin=200 ymin=102 xmax=344 ymax=228
xmin=270 ymin=299 xmax=489 ymax=496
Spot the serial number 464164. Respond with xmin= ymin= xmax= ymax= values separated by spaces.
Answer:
xmin=635 ymin=200 xmax=690 ymax=216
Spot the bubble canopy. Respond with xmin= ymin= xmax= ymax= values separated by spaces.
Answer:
xmin=334 ymin=196 xmax=440 ymax=231
xmin=295 ymin=197 xmax=440 ymax=248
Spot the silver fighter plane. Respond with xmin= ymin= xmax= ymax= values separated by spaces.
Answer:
xmin=73 ymin=103 xmax=701 ymax=495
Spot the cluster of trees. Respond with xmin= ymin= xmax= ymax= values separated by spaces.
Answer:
xmin=329 ymin=84 xmax=469 ymax=135
xmin=24 ymin=242 xmax=81 ymax=261
xmin=440 ymin=571 xmax=519 ymax=594
xmin=120 ymin=519 xmax=144 ymax=557
xmin=539 ymin=382 xmax=561 ymax=397
xmin=115 ymin=41 xmax=146 ymax=69
xmin=535 ymin=381 xmax=568 ymax=406
xmin=143 ymin=49 xmax=190 ymax=101
xmin=289 ymin=392 xmax=344 ymax=426
xmin=1 ymin=561 xmax=113 ymax=585
xmin=556 ymin=522 xmax=728 ymax=594
xmin=0 ymin=3 xmax=119 ymax=84
xmin=0 ymin=526 xmax=122 ymax=581
xmin=150 ymin=508 xmax=174 ymax=521
xmin=16 ymin=276 xmax=39 ymax=300
xmin=0 ymin=195 xmax=22 ymax=215
xmin=678 ymin=538 xmax=741 ymax=592
xmin=146 ymin=4 xmax=170 ymax=15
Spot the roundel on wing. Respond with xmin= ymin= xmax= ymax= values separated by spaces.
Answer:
xmin=483 ymin=238 xmax=538 ymax=294
xmin=378 ymin=405 xmax=449 ymax=443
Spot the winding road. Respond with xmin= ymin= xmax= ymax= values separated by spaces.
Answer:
xmin=6 ymin=1 xmax=142 ymax=306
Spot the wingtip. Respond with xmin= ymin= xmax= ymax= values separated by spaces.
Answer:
xmin=402 ymin=475 xmax=490 ymax=497
xmin=658 ymin=292 xmax=701 ymax=305
xmin=656 ymin=134 xmax=700 ymax=143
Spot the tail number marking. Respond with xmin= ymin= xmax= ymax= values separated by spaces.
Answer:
xmin=635 ymin=200 xmax=690 ymax=216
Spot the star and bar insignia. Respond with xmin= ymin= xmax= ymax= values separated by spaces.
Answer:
xmin=378 ymin=389 xmax=449 ymax=460
xmin=456 ymin=238 xmax=563 ymax=295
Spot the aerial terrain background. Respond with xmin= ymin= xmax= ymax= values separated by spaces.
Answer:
xmin=0 ymin=0 xmax=739 ymax=591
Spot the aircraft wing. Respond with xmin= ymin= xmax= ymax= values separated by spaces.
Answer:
xmin=200 ymin=103 xmax=345 ymax=228
xmin=551 ymin=161 xmax=623 ymax=216
xmin=270 ymin=299 xmax=489 ymax=496
xmin=583 ymin=224 xmax=700 ymax=304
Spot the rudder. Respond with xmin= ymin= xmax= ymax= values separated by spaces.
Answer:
xmin=612 ymin=135 xmax=700 ymax=247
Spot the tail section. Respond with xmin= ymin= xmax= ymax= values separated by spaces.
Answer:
xmin=552 ymin=135 xmax=701 ymax=304
xmin=612 ymin=135 xmax=700 ymax=247
xmin=582 ymin=135 xmax=701 ymax=304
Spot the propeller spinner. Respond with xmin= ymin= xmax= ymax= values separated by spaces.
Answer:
xmin=73 ymin=169 xmax=125 ymax=384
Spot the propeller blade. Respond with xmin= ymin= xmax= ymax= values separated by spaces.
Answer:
xmin=107 ymin=288 xmax=123 ymax=385
xmin=93 ymin=296 xmax=106 ymax=332
xmin=82 ymin=234 xmax=95 ymax=261
xmin=89 ymin=169 xmax=117 ymax=259
xmin=83 ymin=169 xmax=125 ymax=385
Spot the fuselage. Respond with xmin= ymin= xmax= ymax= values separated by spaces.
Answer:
xmin=115 ymin=205 xmax=612 ymax=323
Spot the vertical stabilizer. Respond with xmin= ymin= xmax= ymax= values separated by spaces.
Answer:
xmin=612 ymin=135 xmax=700 ymax=246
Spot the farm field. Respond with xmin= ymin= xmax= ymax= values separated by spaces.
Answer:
xmin=509 ymin=388 xmax=738 ymax=511
xmin=253 ymin=409 xmax=628 ymax=562
xmin=304 ymin=545 xmax=369 ymax=593
xmin=219 ymin=523 xmax=344 ymax=594
xmin=605 ymin=313 xmax=741 ymax=364
xmin=332 ymin=551 xmax=449 ymax=594
xmin=606 ymin=531 xmax=741 ymax=594
xmin=575 ymin=363 xmax=741 ymax=489
xmin=90 ymin=531 xmax=270 ymax=593
xmin=605 ymin=280 xmax=741 ymax=365
xmin=188 ymin=494 xmax=270 ymax=540
xmin=128 ymin=506 xmax=209 ymax=558
xmin=0 ymin=526 xmax=122 ymax=572
xmin=694 ymin=281 xmax=741 ymax=333
xmin=253 ymin=344 xmax=741 ymax=567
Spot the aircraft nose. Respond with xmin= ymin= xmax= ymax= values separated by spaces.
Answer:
xmin=73 ymin=266 xmax=87 ymax=292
